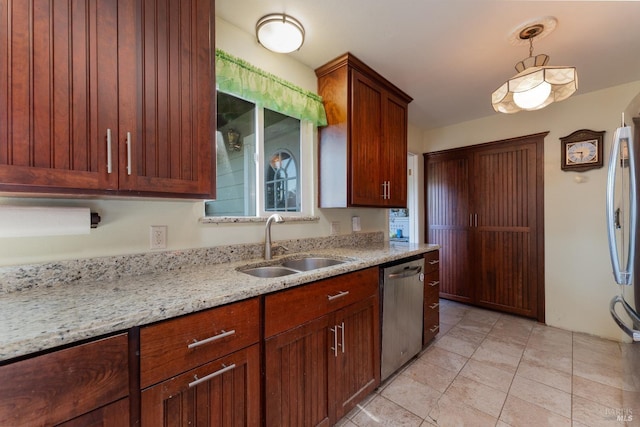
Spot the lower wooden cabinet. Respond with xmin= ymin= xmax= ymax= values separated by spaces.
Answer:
xmin=0 ymin=333 xmax=129 ymax=427
xmin=141 ymin=344 xmax=260 ymax=427
xmin=423 ymin=251 xmax=441 ymax=346
xmin=139 ymin=298 xmax=261 ymax=427
xmin=332 ymin=295 xmax=380 ymax=421
xmin=264 ymin=268 xmax=380 ymax=427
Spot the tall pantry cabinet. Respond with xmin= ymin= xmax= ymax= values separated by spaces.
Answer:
xmin=315 ymin=53 xmax=412 ymax=208
xmin=0 ymin=0 xmax=215 ymax=198
xmin=425 ymin=133 xmax=546 ymax=321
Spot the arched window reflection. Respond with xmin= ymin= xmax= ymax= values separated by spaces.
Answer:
xmin=266 ymin=150 xmax=299 ymax=211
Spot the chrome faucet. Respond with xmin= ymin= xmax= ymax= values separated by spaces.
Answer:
xmin=264 ymin=214 xmax=284 ymax=260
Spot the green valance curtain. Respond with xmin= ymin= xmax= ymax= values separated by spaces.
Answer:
xmin=216 ymin=49 xmax=327 ymax=127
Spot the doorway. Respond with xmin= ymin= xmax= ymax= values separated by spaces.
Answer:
xmin=389 ymin=153 xmax=419 ymax=243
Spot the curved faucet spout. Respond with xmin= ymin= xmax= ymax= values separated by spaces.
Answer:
xmin=265 ymin=214 xmax=284 ymax=260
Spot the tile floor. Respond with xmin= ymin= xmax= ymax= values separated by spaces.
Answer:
xmin=337 ymin=299 xmax=640 ymax=427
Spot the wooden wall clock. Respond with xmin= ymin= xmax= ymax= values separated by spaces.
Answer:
xmin=560 ymin=129 xmax=605 ymax=172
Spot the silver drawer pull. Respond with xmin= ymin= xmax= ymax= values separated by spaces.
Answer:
xmin=327 ymin=290 xmax=349 ymax=301
xmin=106 ymin=129 xmax=113 ymax=174
xmin=429 ymin=302 xmax=440 ymax=309
xmin=429 ymin=280 xmax=440 ymax=287
xmin=428 ymin=259 xmax=440 ymax=265
xmin=188 ymin=329 xmax=236 ymax=349
xmin=429 ymin=325 xmax=440 ymax=333
xmin=189 ymin=363 xmax=236 ymax=388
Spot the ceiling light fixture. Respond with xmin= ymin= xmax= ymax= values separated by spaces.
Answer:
xmin=492 ymin=21 xmax=577 ymax=114
xmin=256 ymin=13 xmax=305 ymax=53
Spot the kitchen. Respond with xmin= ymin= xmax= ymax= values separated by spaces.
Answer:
xmin=1 ymin=1 xmax=640 ymax=426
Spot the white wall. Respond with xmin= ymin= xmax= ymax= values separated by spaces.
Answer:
xmin=422 ymin=80 xmax=640 ymax=341
xmin=0 ymin=17 xmax=387 ymax=267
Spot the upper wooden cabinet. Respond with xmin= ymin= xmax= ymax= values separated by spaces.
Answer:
xmin=315 ymin=53 xmax=412 ymax=208
xmin=0 ymin=0 xmax=215 ymax=198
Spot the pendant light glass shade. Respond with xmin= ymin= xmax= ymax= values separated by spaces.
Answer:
xmin=492 ymin=23 xmax=578 ymax=114
xmin=256 ymin=14 xmax=305 ymax=53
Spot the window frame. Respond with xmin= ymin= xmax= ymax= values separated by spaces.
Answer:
xmin=207 ymin=93 xmax=314 ymax=219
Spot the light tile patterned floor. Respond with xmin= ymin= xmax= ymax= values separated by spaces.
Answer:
xmin=337 ymin=299 xmax=640 ymax=427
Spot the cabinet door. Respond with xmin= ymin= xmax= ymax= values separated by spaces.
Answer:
xmin=141 ymin=344 xmax=260 ymax=427
xmin=265 ymin=315 xmax=331 ymax=427
xmin=383 ymin=91 xmax=408 ymax=207
xmin=472 ymin=141 xmax=540 ymax=318
xmin=0 ymin=334 xmax=129 ymax=427
xmin=425 ymin=152 xmax=473 ymax=302
xmin=0 ymin=0 xmax=118 ymax=192
xmin=332 ymin=295 xmax=380 ymax=422
xmin=118 ymin=0 xmax=214 ymax=197
xmin=58 ymin=397 xmax=129 ymax=427
xmin=350 ymin=69 xmax=384 ymax=206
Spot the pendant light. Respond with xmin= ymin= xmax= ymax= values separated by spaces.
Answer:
xmin=492 ymin=21 xmax=577 ymax=114
xmin=256 ymin=13 xmax=305 ymax=53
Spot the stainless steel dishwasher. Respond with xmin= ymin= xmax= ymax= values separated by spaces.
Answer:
xmin=381 ymin=257 xmax=425 ymax=381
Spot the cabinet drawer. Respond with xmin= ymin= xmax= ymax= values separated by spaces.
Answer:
xmin=424 ymin=250 xmax=440 ymax=273
xmin=424 ymin=310 xmax=440 ymax=344
xmin=265 ymin=267 xmax=378 ymax=337
xmin=424 ymin=270 xmax=440 ymax=302
xmin=0 ymin=333 xmax=129 ymax=427
xmin=140 ymin=297 xmax=260 ymax=388
xmin=141 ymin=344 xmax=261 ymax=427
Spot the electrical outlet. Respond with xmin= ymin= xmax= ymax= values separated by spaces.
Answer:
xmin=150 ymin=225 xmax=167 ymax=249
xmin=330 ymin=221 xmax=340 ymax=235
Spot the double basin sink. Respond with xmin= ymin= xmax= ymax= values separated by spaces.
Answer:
xmin=239 ymin=256 xmax=349 ymax=278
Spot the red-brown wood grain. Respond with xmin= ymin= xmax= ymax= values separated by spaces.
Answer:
xmin=0 ymin=333 xmax=129 ymax=426
xmin=425 ymin=133 xmax=546 ymax=321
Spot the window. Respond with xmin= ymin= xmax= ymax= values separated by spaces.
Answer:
xmin=205 ymin=91 xmax=309 ymax=217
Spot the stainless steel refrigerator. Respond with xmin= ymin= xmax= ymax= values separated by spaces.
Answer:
xmin=607 ymin=121 xmax=640 ymax=340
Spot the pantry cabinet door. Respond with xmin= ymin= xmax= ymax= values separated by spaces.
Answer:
xmin=425 ymin=152 xmax=473 ymax=302
xmin=472 ymin=141 xmax=541 ymax=318
xmin=0 ymin=0 xmax=118 ymax=192
xmin=118 ymin=0 xmax=215 ymax=198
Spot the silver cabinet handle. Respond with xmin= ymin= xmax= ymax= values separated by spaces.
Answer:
xmin=126 ymin=131 xmax=132 ymax=175
xmin=327 ymin=290 xmax=349 ymax=301
xmin=429 ymin=325 xmax=440 ymax=333
xmin=475 ymin=213 xmax=478 ymax=227
xmin=386 ymin=181 xmax=391 ymax=199
xmin=188 ymin=329 xmax=236 ymax=349
xmin=338 ymin=321 xmax=345 ymax=353
xmin=381 ymin=182 xmax=386 ymax=199
xmin=429 ymin=280 xmax=439 ymax=287
xmin=428 ymin=260 xmax=439 ymax=265
xmin=106 ymin=129 xmax=113 ymax=174
xmin=429 ymin=302 xmax=439 ymax=309
xmin=330 ymin=326 xmax=338 ymax=357
xmin=189 ymin=363 xmax=236 ymax=388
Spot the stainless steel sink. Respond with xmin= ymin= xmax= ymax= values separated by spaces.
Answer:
xmin=281 ymin=257 xmax=345 ymax=271
xmin=241 ymin=266 xmax=298 ymax=278
xmin=238 ymin=256 xmax=348 ymax=277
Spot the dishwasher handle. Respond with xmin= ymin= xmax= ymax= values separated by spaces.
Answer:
xmin=387 ymin=265 xmax=422 ymax=279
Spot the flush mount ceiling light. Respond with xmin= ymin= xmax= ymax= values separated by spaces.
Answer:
xmin=492 ymin=19 xmax=577 ymax=114
xmin=256 ymin=13 xmax=305 ymax=53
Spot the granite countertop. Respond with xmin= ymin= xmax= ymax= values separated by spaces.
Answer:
xmin=0 ymin=241 xmax=438 ymax=362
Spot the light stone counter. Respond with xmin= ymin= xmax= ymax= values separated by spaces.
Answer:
xmin=0 ymin=234 xmax=438 ymax=362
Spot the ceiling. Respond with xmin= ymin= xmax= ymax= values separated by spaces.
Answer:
xmin=215 ymin=1 xmax=640 ymax=130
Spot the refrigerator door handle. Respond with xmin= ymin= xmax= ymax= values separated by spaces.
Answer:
xmin=606 ymin=126 xmax=636 ymax=286
xmin=609 ymin=295 xmax=640 ymax=341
